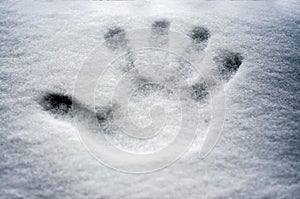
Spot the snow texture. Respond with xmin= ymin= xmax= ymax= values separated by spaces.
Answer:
xmin=0 ymin=0 xmax=300 ymax=198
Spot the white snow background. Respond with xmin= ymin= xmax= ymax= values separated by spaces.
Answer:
xmin=0 ymin=0 xmax=300 ymax=198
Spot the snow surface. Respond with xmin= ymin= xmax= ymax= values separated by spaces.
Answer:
xmin=1 ymin=0 xmax=300 ymax=198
